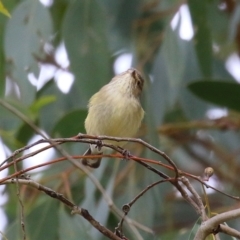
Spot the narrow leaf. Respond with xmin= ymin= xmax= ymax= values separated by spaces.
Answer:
xmin=4 ymin=0 xmax=53 ymax=105
xmin=62 ymin=0 xmax=111 ymax=106
xmin=188 ymin=0 xmax=212 ymax=77
xmin=188 ymin=81 xmax=240 ymax=112
xmin=0 ymin=1 xmax=11 ymax=17
xmin=52 ymin=109 xmax=87 ymax=137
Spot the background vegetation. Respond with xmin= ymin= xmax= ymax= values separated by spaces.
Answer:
xmin=1 ymin=0 xmax=240 ymax=239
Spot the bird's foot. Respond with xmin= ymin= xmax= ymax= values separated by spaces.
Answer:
xmin=95 ymin=140 xmax=103 ymax=151
xmin=121 ymin=149 xmax=132 ymax=160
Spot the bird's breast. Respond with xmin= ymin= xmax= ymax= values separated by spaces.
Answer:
xmin=85 ymin=92 xmax=144 ymax=139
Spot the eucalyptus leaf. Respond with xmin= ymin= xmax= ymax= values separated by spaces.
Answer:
xmin=5 ymin=218 xmax=20 ymax=239
xmin=0 ymin=32 xmax=4 ymax=97
xmin=0 ymin=102 xmax=21 ymax=131
xmin=37 ymin=80 xmax=77 ymax=133
xmin=62 ymin=0 xmax=111 ymax=106
xmin=161 ymin=25 xmax=186 ymax=105
xmin=188 ymin=81 xmax=240 ymax=112
xmin=52 ymin=109 xmax=87 ymax=137
xmin=0 ymin=0 xmax=19 ymax=97
xmin=59 ymin=207 xmax=93 ymax=240
xmin=188 ymin=0 xmax=212 ymax=77
xmin=179 ymin=41 xmax=208 ymax=119
xmin=26 ymin=200 xmax=59 ymax=240
xmin=0 ymin=1 xmax=11 ymax=18
xmin=188 ymin=217 xmax=201 ymax=240
xmin=30 ymin=95 xmax=56 ymax=115
xmin=4 ymin=0 xmax=53 ymax=105
xmin=228 ymin=3 xmax=240 ymax=41
xmin=15 ymin=122 xmax=35 ymax=145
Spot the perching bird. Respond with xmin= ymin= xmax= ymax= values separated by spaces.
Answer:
xmin=82 ymin=68 xmax=144 ymax=168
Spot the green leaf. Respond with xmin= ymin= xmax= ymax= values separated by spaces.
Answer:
xmin=150 ymin=26 xmax=186 ymax=125
xmin=15 ymin=121 xmax=36 ymax=145
xmin=0 ymin=1 xmax=11 ymax=18
xmin=4 ymin=0 xmax=53 ymax=105
xmin=0 ymin=98 xmax=41 ymax=145
xmin=0 ymin=102 xmax=20 ymax=131
xmin=0 ymin=0 xmax=18 ymax=97
xmin=3 ymin=98 xmax=35 ymax=119
xmin=5 ymin=218 xmax=20 ymax=239
xmin=0 ymin=47 xmax=5 ymax=98
xmin=98 ymin=0 xmax=140 ymax=51
xmin=161 ymin=26 xmax=186 ymax=104
xmin=59 ymin=207 xmax=93 ymax=240
xmin=188 ymin=80 xmax=240 ymax=112
xmin=6 ymin=199 xmax=59 ymax=240
xmin=62 ymin=0 xmax=111 ymax=106
xmin=188 ymin=217 xmax=201 ymax=240
xmin=188 ymin=0 xmax=212 ymax=77
xmin=30 ymin=95 xmax=56 ymax=115
xmin=112 ymin=0 xmax=141 ymax=45
xmin=52 ymin=109 xmax=87 ymax=137
xmin=37 ymin=80 xmax=64 ymax=132
xmin=229 ymin=4 xmax=240 ymax=41
xmin=49 ymin=0 xmax=68 ymax=46
xmin=3 ymin=96 xmax=56 ymax=145
xmin=37 ymin=80 xmax=83 ymax=133
xmin=179 ymin=41 xmax=208 ymax=120
xmin=26 ymin=200 xmax=59 ymax=240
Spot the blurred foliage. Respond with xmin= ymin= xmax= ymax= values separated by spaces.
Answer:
xmin=0 ymin=0 xmax=11 ymax=18
xmin=188 ymin=80 xmax=240 ymax=112
xmin=1 ymin=0 xmax=240 ymax=239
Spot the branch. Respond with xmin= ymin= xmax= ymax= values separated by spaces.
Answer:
xmin=159 ymin=117 xmax=240 ymax=134
xmin=76 ymin=133 xmax=179 ymax=178
xmin=194 ymin=208 xmax=240 ymax=240
xmin=2 ymin=135 xmax=240 ymax=202
xmin=3 ymin=178 xmax=122 ymax=240
xmin=220 ymin=224 xmax=240 ymax=239
xmin=180 ymin=177 xmax=207 ymax=221
xmin=115 ymin=179 xmax=171 ymax=237
xmin=1 ymin=156 xmax=147 ymax=238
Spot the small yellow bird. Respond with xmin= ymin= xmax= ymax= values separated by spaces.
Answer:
xmin=82 ymin=68 xmax=145 ymax=168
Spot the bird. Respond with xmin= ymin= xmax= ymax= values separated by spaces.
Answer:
xmin=82 ymin=68 xmax=145 ymax=168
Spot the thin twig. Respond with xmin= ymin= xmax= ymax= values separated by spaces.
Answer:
xmin=76 ymin=134 xmax=179 ymax=178
xmin=0 ymin=156 xmax=147 ymax=239
xmin=116 ymin=179 xmax=171 ymax=237
xmin=3 ymin=178 xmax=122 ymax=240
xmin=180 ymin=177 xmax=208 ymax=221
xmin=2 ymin=136 xmax=240 ymax=202
xmin=13 ymin=159 xmax=26 ymax=240
xmin=194 ymin=208 xmax=240 ymax=240
xmin=220 ymin=224 xmax=240 ymax=239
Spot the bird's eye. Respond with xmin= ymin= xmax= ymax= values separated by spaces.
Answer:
xmin=136 ymin=79 xmax=143 ymax=91
xmin=131 ymin=69 xmax=144 ymax=91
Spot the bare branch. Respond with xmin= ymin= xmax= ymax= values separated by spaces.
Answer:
xmin=180 ymin=177 xmax=208 ymax=221
xmin=76 ymin=133 xmax=179 ymax=178
xmin=13 ymin=161 xmax=26 ymax=240
xmin=220 ymin=224 xmax=240 ymax=239
xmin=3 ymin=178 xmax=122 ymax=240
xmin=2 ymin=135 xmax=240 ymax=202
xmin=2 ymin=132 xmax=240 ymax=239
xmin=194 ymin=208 xmax=240 ymax=240
xmin=116 ymin=179 xmax=171 ymax=237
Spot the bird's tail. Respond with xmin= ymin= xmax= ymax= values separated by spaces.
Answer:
xmin=81 ymin=147 xmax=102 ymax=168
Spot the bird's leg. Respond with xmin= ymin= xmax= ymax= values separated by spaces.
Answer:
xmin=120 ymin=148 xmax=133 ymax=160
xmin=95 ymin=140 xmax=103 ymax=151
